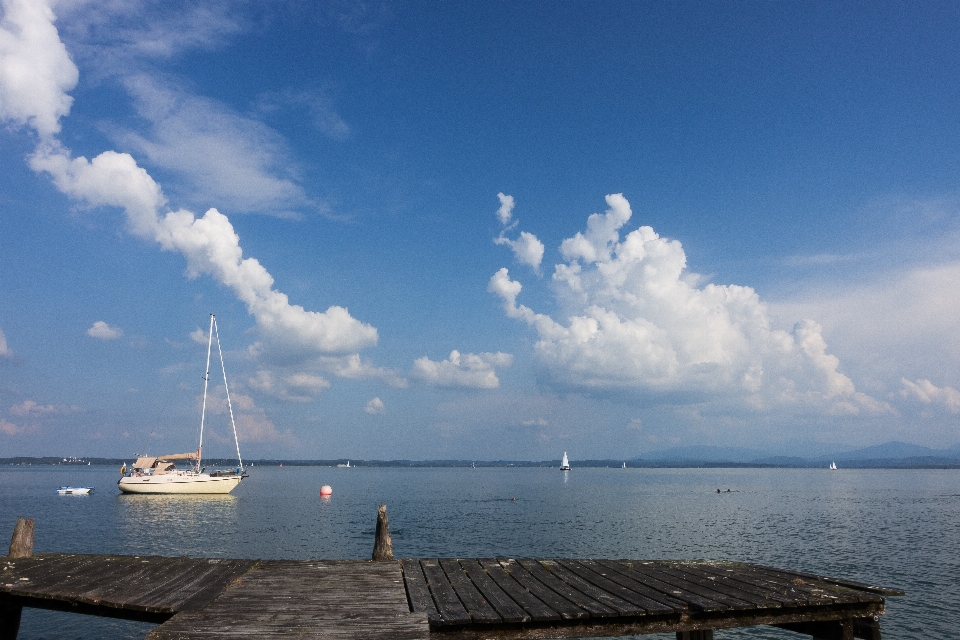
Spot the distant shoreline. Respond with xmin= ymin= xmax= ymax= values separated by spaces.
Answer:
xmin=3 ymin=456 xmax=960 ymax=470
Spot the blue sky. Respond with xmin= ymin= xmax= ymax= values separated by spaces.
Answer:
xmin=1 ymin=0 xmax=959 ymax=460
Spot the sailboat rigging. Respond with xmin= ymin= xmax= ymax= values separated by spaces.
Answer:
xmin=118 ymin=315 xmax=246 ymax=494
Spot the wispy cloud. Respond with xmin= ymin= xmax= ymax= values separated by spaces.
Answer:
xmin=319 ymin=354 xmax=407 ymax=387
xmin=899 ymin=378 xmax=960 ymax=414
xmin=247 ymin=369 xmax=331 ymax=402
xmin=256 ymin=88 xmax=350 ymax=141
xmin=202 ymin=388 xmax=297 ymax=446
xmin=10 ymin=400 xmax=79 ymax=417
xmin=770 ymin=262 xmax=960 ymax=391
xmin=0 ymin=419 xmax=23 ymax=435
xmin=56 ymin=1 xmax=243 ymax=67
xmin=117 ymin=75 xmax=319 ymax=218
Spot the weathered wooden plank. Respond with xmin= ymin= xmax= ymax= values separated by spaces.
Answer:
xmin=400 ymin=558 xmax=440 ymax=625
xmin=110 ymin=557 xmax=212 ymax=610
xmin=144 ymin=559 xmax=250 ymax=609
xmin=458 ymin=559 xmax=530 ymax=623
xmin=598 ymin=561 xmax=729 ymax=613
xmin=654 ymin=563 xmax=783 ymax=609
xmin=559 ymin=560 xmax=677 ymax=615
xmin=438 ymin=558 xmax=501 ymax=624
xmin=2 ymin=554 xmax=899 ymax=639
xmin=419 ymin=559 xmax=471 ymax=625
xmin=148 ymin=560 xmax=428 ymax=640
xmin=478 ymin=559 xmax=562 ymax=622
xmin=170 ymin=560 xmax=256 ymax=613
xmin=647 ymin=563 xmax=764 ymax=609
xmin=516 ymin=559 xmax=617 ymax=618
xmin=540 ymin=560 xmax=646 ymax=616
xmin=621 ymin=562 xmax=755 ymax=610
xmin=0 ymin=553 xmax=76 ymax=583
xmin=1 ymin=554 xmax=100 ymax=593
xmin=691 ymin=563 xmax=837 ymax=607
xmin=496 ymin=559 xmax=589 ymax=621
xmin=760 ymin=565 xmax=904 ymax=597
xmin=579 ymin=559 xmax=690 ymax=611
xmin=748 ymin=565 xmax=883 ymax=604
xmin=5 ymin=555 xmax=113 ymax=600
xmin=65 ymin=557 xmax=200 ymax=609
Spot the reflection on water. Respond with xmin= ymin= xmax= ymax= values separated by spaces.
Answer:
xmin=2 ymin=465 xmax=959 ymax=639
xmin=115 ymin=494 xmax=238 ymax=557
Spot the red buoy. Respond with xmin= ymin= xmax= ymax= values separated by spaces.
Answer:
xmin=320 ymin=485 xmax=333 ymax=496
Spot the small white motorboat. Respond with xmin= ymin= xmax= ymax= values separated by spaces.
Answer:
xmin=56 ymin=486 xmax=93 ymax=495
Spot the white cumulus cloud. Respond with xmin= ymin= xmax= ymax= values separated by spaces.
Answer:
xmin=494 ymin=192 xmax=544 ymax=272
xmin=899 ymin=379 xmax=960 ymax=414
xmin=365 ymin=397 xmax=385 ymax=415
xmin=0 ymin=0 xmax=77 ymax=137
xmin=496 ymin=192 xmax=514 ymax=225
xmin=0 ymin=0 xmax=378 ymax=371
xmin=412 ymin=350 xmax=513 ymax=389
xmin=489 ymin=193 xmax=888 ymax=415
xmin=87 ymin=320 xmax=122 ymax=340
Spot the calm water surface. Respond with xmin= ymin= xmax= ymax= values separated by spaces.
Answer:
xmin=2 ymin=465 xmax=957 ymax=639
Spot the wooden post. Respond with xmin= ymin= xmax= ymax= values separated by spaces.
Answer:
xmin=853 ymin=617 xmax=881 ymax=640
xmin=372 ymin=504 xmax=394 ymax=561
xmin=775 ymin=619 xmax=854 ymax=639
xmin=2 ymin=517 xmax=33 ymax=640
xmin=7 ymin=517 xmax=34 ymax=558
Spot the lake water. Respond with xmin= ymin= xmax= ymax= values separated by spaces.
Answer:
xmin=2 ymin=465 xmax=958 ymax=639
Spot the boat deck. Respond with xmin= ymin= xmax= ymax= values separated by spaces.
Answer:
xmin=0 ymin=553 xmax=901 ymax=639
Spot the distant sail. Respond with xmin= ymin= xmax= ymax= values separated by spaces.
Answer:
xmin=560 ymin=452 xmax=571 ymax=471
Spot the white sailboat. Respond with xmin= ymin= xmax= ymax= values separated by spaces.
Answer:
xmin=118 ymin=315 xmax=245 ymax=495
xmin=560 ymin=452 xmax=571 ymax=471
xmin=829 ymin=461 xmax=838 ymax=470
xmin=337 ymin=461 xmax=351 ymax=468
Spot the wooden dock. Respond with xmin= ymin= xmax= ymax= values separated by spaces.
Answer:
xmin=1 ymin=553 xmax=902 ymax=639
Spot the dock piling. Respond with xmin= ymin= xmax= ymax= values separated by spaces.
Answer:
xmin=372 ymin=504 xmax=394 ymax=561
xmin=2 ymin=516 xmax=33 ymax=640
xmin=7 ymin=518 xmax=33 ymax=559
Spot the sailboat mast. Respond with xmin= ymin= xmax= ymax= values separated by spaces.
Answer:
xmin=213 ymin=316 xmax=244 ymax=471
xmin=197 ymin=314 xmax=215 ymax=472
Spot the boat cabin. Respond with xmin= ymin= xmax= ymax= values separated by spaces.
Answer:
xmin=130 ymin=451 xmax=199 ymax=476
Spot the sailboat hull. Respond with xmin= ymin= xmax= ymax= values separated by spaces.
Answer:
xmin=118 ymin=473 xmax=241 ymax=494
